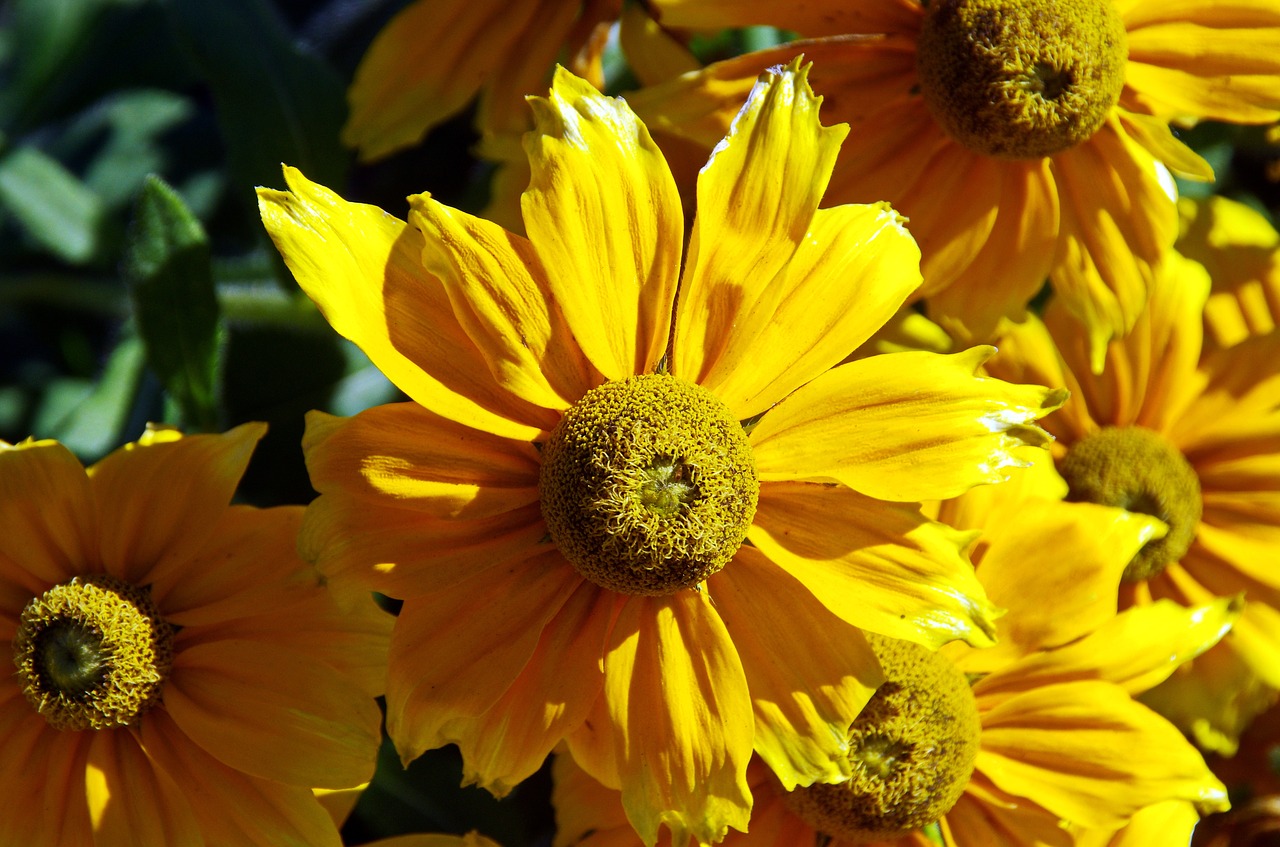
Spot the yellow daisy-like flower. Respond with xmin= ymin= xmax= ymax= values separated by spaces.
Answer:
xmin=983 ymin=247 xmax=1280 ymax=740
xmin=0 ymin=423 xmax=389 ymax=846
xmin=342 ymin=0 xmax=619 ymax=162
xmin=554 ymin=487 xmax=1231 ymax=847
xmin=628 ymin=0 xmax=1280 ymax=363
xmin=259 ymin=62 xmax=1064 ymax=846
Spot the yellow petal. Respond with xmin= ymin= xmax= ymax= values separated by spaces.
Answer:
xmin=976 ymin=598 xmax=1240 ymax=699
xmin=139 ymin=709 xmax=344 ymax=847
xmin=166 ymin=639 xmax=382 ymax=789
xmin=672 ymin=60 xmax=850 ymax=400
xmin=302 ymin=406 xmax=540 ymax=521
xmin=85 ymin=726 xmax=201 ymax=844
xmin=407 ymin=193 xmax=597 ymax=410
xmin=386 ymin=551 xmax=583 ymax=765
xmin=985 ymin=314 xmax=1095 ymax=445
xmin=1117 ymin=111 xmax=1214 ymax=181
xmin=708 ymin=546 xmax=885 ymax=789
xmin=750 ymin=347 xmax=1066 ymax=501
xmin=523 ymin=67 xmax=682 ymax=380
xmin=978 ymin=680 xmax=1228 ymax=828
xmin=748 ymin=481 xmax=999 ymax=649
xmin=439 ymin=581 xmax=610 ymax=797
xmin=1071 ymin=799 xmax=1199 ymax=847
xmin=257 ymin=167 xmax=547 ymax=437
xmin=649 ymin=0 xmax=923 ymax=37
xmin=604 ymin=592 xmax=753 ymax=847
xmin=618 ymin=3 xmax=700 ymax=86
xmin=553 ymin=753 xmax=633 ymax=847
xmin=696 ymin=201 xmax=922 ymax=420
xmin=0 ymin=720 xmax=92 ymax=846
xmin=940 ymin=777 xmax=1072 ymax=847
xmin=0 ymin=438 xmax=95 ymax=590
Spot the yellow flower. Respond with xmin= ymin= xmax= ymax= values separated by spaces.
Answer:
xmin=0 ymin=424 xmax=389 ymax=846
xmin=983 ymin=247 xmax=1280 ymax=747
xmin=627 ymin=0 xmax=1280 ymax=364
xmin=1178 ymin=194 xmax=1280 ymax=350
xmin=554 ymin=490 xmax=1232 ymax=847
xmin=259 ymin=62 xmax=1063 ymax=846
xmin=342 ymin=0 xmax=619 ymax=162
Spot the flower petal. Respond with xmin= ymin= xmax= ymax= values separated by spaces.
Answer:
xmin=1071 ymin=799 xmax=1199 ymax=847
xmin=407 ymin=194 xmax=597 ymax=410
xmin=440 ymin=580 xmax=611 ymax=796
xmin=976 ymin=598 xmax=1239 ymax=699
xmin=522 ymin=67 xmax=682 ymax=380
xmin=0 ymin=438 xmax=94 ymax=590
xmin=140 ymin=709 xmax=343 ymax=847
xmin=257 ymin=167 xmax=547 ymax=436
xmin=385 ymin=551 xmax=583 ymax=765
xmin=166 ymin=639 xmax=382 ymax=789
xmin=709 ymin=546 xmax=884 ymax=789
xmin=671 ymin=61 xmax=848 ymax=399
xmin=977 ymin=680 xmax=1228 ymax=828
xmin=649 ymin=0 xmax=922 ymax=36
xmin=553 ymin=753 xmax=633 ymax=847
xmin=940 ymin=777 xmax=1072 ymax=847
xmin=0 ymin=694 xmax=91 ymax=846
xmin=85 ymin=728 xmax=201 ymax=845
xmin=604 ymin=592 xmax=753 ymax=847
xmin=750 ymin=347 xmax=1066 ymax=501
xmin=303 ymin=405 xmax=539 ymax=521
xmin=749 ymin=480 xmax=999 ymax=649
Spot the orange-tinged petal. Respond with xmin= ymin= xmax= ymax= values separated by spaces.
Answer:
xmin=407 ymin=194 xmax=597 ymax=410
xmin=940 ymin=777 xmax=1071 ymax=847
xmin=439 ymin=580 xmax=610 ymax=796
xmin=695 ymin=201 xmax=921 ymax=420
xmin=750 ymin=347 xmax=1066 ymax=501
xmin=672 ymin=60 xmax=848 ymax=397
xmin=1049 ymin=118 xmax=1179 ymax=370
xmin=341 ymin=0 xmax=543 ymax=160
xmin=257 ymin=167 xmax=548 ymax=436
xmin=985 ymin=315 xmax=1095 ymax=444
xmin=386 ymin=551 xmax=583 ymax=765
xmin=0 ymin=723 xmax=91 ymax=847
xmin=604 ymin=592 xmax=753 ymax=847
xmin=649 ymin=0 xmax=922 ymax=37
xmin=977 ymin=680 xmax=1228 ymax=828
xmin=565 ymin=686 xmax=622 ymax=791
xmin=618 ymin=2 xmax=699 ymax=87
xmin=85 ymin=728 xmax=201 ymax=844
xmin=0 ymin=438 xmax=94 ymax=590
xmin=553 ymin=753 xmax=633 ymax=847
xmin=166 ymin=639 xmax=381 ymax=789
xmin=709 ymin=546 xmax=884 ymax=789
xmin=523 ymin=67 xmax=682 ymax=380
xmin=748 ymin=480 xmax=998 ymax=649
xmin=140 ymin=709 xmax=343 ymax=847
xmin=303 ymin=406 xmax=539 ymax=521
xmin=976 ymin=598 xmax=1239 ymax=699
xmin=300 ymin=493 xmax=545 ymax=600
xmin=967 ymin=500 xmax=1166 ymax=662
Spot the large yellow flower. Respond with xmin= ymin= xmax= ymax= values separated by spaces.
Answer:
xmin=627 ymin=0 xmax=1280 ymax=363
xmin=259 ymin=62 xmax=1064 ymax=846
xmin=0 ymin=424 xmax=389 ymax=846
xmin=983 ymin=247 xmax=1280 ymax=747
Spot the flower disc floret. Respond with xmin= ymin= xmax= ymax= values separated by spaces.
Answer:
xmin=13 ymin=574 xmax=174 ymax=731
xmin=782 ymin=634 xmax=980 ymax=842
xmin=916 ymin=0 xmax=1128 ymax=159
xmin=539 ymin=374 xmax=758 ymax=596
xmin=1059 ymin=425 xmax=1202 ymax=582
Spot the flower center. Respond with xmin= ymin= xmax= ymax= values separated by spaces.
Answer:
xmin=1059 ymin=426 xmax=1202 ymax=582
xmin=539 ymin=373 xmax=758 ymax=596
xmin=916 ymin=0 xmax=1128 ymax=159
xmin=13 ymin=574 xmax=174 ymax=731
xmin=782 ymin=634 xmax=980 ymax=842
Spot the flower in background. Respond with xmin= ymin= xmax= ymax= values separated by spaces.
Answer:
xmin=983 ymin=246 xmax=1280 ymax=753
xmin=0 ymin=424 xmax=390 ymax=846
xmin=626 ymin=0 xmax=1280 ymax=364
xmin=260 ymin=62 xmax=1064 ymax=845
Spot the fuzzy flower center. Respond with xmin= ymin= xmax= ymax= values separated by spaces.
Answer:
xmin=539 ymin=373 xmax=758 ymax=595
xmin=1059 ymin=425 xmax=1202 ymax=582
xmin=13 ymin=574 xmax=174 ymax=731
xmin=782 ymin=634 xmax=981 ymax=842
xmin=916 ymin=0 xmax=1128 ymax=159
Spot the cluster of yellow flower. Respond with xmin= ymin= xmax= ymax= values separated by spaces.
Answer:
xmin=5 ymin=0 xmax=1280 ymax=844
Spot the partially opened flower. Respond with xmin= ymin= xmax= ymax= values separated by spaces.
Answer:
xmin=983 ymin=247 xmax=1280 ymax=750
xmin=626 ymin=0 xmax=1280 ymax=363
xmin=259 ymin=62 xmax=1064 ymax=846
xmin=0 ymin=424 xmax=389 ymax=846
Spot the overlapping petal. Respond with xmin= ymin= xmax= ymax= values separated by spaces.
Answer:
xmin=0 ymin=439 xmax=95 ymax=592
xmin=85 ymin=728 xmax=201 ymax=844
xmin=750 ymin=347 xmax=1066 ymax=501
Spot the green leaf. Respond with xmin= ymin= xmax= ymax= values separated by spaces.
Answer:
xmin=0 ymin=145 xmax=107 ymax=263
xmin=166 ymin=0 xmax=349 ymax=202
xmin=122 ymin=175 xmax=223 ymax=431
xmin=75 ymin=89 xmax=195 ymax=209
xmin=34 ymin=334 xmax=146 ymax=461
